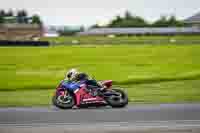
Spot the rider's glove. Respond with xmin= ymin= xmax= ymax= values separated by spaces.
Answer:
xmin=99 ymin=85 xmax=106 ymax=91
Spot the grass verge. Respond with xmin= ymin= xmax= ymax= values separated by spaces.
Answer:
xmin=0 ymin=44 xmax=200 ymax=106
xmin=0 ymin=79 xmax=199 ymax=107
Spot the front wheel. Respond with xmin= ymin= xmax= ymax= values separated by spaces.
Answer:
xmin=106 ymin=89 xmax=128 ymax=108
xmin=52 ymin=90 xmax=75 ymax=109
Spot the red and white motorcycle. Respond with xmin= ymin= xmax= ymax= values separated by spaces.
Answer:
xmin=52 ymin=80 xmax=128 ymax=109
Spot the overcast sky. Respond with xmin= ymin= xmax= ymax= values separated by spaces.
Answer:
xmin=0 ymin=0 xmax=200 ymax=26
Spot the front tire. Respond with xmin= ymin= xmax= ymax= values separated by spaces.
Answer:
xmin=106 ymin=89 xmax=128 ymax=108
xmin=52 ymin=91 xmax=75 ymax=109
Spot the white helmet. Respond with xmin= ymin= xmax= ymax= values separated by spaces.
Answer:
xmin=66 ymin=68 xmax=78 ymax=80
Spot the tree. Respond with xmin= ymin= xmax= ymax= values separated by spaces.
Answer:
xmin=17 ymin=9 xmax=28 ymax=23
xmin=90 ymin=24 xmax=101 ymax=28
xmin=168 ymin=15 xmax=184 ymax=27
xmin=92 ymin=11 xmax=186 ymax=28
xmin=125 ymin=11 xmax=133 ymax=20
xmin=152 ymin=15 xmax=185 ymax=27
xmin=108 ymin=15 xmax=123 ymax=27
xmin=6 ymin=9 xmax=14 ymax=16
xmin=31 ymin=15 xmax=42 ymax=25
xmin=0 ymin=9 xmax=6 ymax=17
xmin=80 ymin=26 xmax=85 ymax=32
xmin=108 ymin=11 xmax=149 ymax=27
xmin=20 ymin=10 xmax=28 ymax=17
xmin=152 ymin=16 xmax=169 ymax=27
xmin=0 ymin=16 xmax=4 ymax=23
xmin=0 ymin=9 xmax=5 ymax=23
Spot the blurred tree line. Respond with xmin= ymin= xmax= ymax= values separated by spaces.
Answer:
xmin=92 ymin=11 xmax=185 ymax=28
xmin=0 ymin=9 xmax=42 ymax=24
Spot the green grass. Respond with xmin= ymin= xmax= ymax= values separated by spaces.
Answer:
xmin=1 ymin=44 xmax=200 ymax=106
xmin=0 ymin=90 xmax=54 ymax=107
xmin=0 ymin=80 xmax=200 ymax=106
xmin=126 ymin=79 xmax=200 ymax=103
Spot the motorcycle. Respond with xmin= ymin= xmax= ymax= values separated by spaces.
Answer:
xmin=52 ymin=80 xmax=128 ymax=109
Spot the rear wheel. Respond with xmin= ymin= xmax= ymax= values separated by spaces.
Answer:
xmin=106 ymin=89 xmax=128 ymax=108
xmin=52 ymin=91 xmax=75 ymax=109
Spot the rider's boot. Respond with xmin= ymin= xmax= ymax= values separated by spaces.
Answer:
xmin=73 ymin=89 xmax=81 ymax=109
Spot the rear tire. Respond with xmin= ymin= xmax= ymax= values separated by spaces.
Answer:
xmin=52 ymin=91 xmax=75 ymax=109
xmin=106 ymin=89 xmax=128 ymax=108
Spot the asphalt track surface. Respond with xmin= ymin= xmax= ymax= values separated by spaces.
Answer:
xmin=0 ymin=104 xmax=200 ymax=133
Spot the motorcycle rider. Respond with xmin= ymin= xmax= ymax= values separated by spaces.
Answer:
xmin=61 ymin=68 xmax=104 ymax=109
